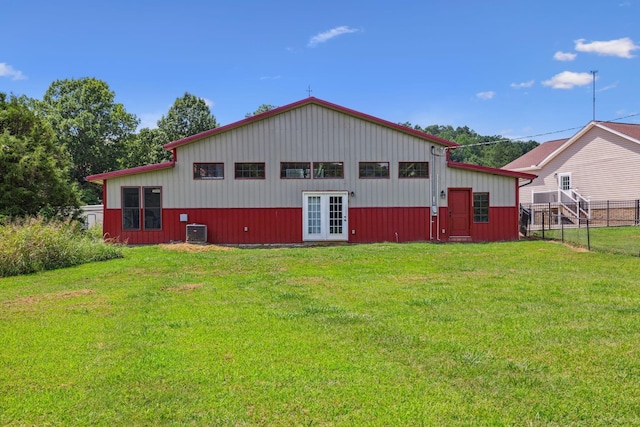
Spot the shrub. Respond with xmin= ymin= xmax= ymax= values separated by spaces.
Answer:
xmin=0 ymin=217 xmax=123 ymax=277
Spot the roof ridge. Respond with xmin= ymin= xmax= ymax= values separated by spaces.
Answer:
xmin=163 ymin=97 xmax=459 ymax=150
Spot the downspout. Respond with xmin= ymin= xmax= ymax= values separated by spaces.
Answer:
xmin=516 ymin=177 xmax=534 ymax=239
xmin=102 ymin=180 xmax=108 ymax=240
xmin=432 ymin=145 xmax=448 ymax=242
xmin=519 ymin=178 xmax=534 ymax=188
xmin=436 ymin=149 xmax=441 ymax=241
xmin=430 ymin=146 xmax=436 ymax=241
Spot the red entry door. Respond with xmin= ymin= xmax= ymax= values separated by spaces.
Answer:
xmin=449 ymin=189 xmax=471 ymax=237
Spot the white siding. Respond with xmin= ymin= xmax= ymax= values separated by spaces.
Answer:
xmin=520 ymin=127 xmax=640 ymax=203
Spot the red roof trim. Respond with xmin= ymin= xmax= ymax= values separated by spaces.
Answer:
xmin=447 ymin=160 xmax=537 ymax=180
xmin=86 ymin=161 xmax=176 ymax=183
xmin=164 ymin=97 xmax=459 ymax=150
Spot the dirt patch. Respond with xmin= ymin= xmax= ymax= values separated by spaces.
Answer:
xmin=160 ymin=243 xmax=235 ymax=253
xmin=547 ymin=241 xmax=590 ymax=252
xmin=4 ymin=289 xmax=94 ymax=308
xmin=166 ymin=283 xmax=204 ymax=292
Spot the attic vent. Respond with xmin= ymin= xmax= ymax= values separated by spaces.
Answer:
xmin=186 ymin=224 xmax=207 ymax=244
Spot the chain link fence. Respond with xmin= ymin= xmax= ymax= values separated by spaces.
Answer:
xmin=520 ymin=200 xmax=640 ymax=256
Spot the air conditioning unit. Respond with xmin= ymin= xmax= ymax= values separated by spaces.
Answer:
xmin=186 ymin=224 xmax=207 ymax=244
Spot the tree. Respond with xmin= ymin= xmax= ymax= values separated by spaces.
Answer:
xmin=245 ymin=104 xmax=277 ymax=118
xmin=38 ymin=78 xmax=139 ymax=203
xmin=119 ymin=128 xmax=172 ymax=169
xmin=157 ymin=93 xmax=218 ymax=142
xmin=120 ymin=93 xmax=219 ymax=169
xmin=402 ymin=122 xmax=539 ymax=168
xmin=0 ymin=93 xmax=81 ymax=219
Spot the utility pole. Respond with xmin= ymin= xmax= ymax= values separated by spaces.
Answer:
xmin=590 ymin=70 xmax=598 ymax=121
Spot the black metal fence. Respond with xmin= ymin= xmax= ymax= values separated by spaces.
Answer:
xmin=520 ymin=200 xmax=640 ymax=256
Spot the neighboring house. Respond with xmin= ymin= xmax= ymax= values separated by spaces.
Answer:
xmin=504 ymin=121 xmax=640 ymax=205
xmin=87 ymin=97 xmax=535 ymax=245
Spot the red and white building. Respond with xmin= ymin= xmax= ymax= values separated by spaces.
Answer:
xmin=87 ymin=97 xmax=535 ymax=245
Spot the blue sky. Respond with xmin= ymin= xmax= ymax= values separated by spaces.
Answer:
xmin=2 ymin=0 xmax=639 ymax=142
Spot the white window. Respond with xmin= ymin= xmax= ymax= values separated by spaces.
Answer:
xmin=558 ymin=173 xmax=571 ymax=191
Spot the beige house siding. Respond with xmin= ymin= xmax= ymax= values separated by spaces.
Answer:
xmin=520 ymin=126 xmax=640 ymax=204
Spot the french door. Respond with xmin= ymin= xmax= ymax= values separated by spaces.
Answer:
xmin=302 ymin=191 xmax=349 ymax=241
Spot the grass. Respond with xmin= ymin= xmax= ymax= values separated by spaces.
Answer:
xmin=1 ymin=241 xmax=640 ymax=425
xmin=531 ymin=224 xmax=640 ymax=256
xmin=0 ymin=218 xmax=123 ymax=277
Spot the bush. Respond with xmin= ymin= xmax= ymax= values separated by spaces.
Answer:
xmin=0 ymin=217 xmax=123 ymax=277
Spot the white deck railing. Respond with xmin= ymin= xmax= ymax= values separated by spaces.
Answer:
xmin=559 ymin=189 xmax=590 ymax=221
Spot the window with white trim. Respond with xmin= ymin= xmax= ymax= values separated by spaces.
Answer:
xmin=559 ymin=173 xmax=571 ymax=191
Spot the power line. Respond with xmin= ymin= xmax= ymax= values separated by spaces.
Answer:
xmin=448 ymin=112 xmax=640 ymax=150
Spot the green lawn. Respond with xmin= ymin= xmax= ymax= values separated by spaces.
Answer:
xmin=1 ymin=241 xmax=639 ymax=425
xmin=531 ymin=225 xmax=640 ymax=256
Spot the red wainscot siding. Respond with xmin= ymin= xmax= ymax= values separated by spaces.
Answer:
xmin=104 ymin=206 xmax=440 ymax=245
xmin=104 ymin=208 xmax=302 ymax=245
xmin=471 ymin=206 xmax=520 ymax=242
xmin=348 ymin=207 xmax=434 ymax=243
xmin=102 ymin=205 xmax=520 ymax=245
xmin=434 ymin=206 xmax=520 ymax=243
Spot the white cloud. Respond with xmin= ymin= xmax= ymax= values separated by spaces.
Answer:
xmin=308 ymin=26 xmax=359 ymax=47
xmin=542 ymin=71 xmax=593 ymax=89
xmin=575 ymin=37 xmax=639 ymax=58
xmin=476 ymin=91 xmax=495 ymax=100
xmin=554 ymin=51 xmax=577 ymax=61
xmin=259 ymin=75 xmax=282 ymax=80
xmin=200 ymin=97 xmax=214 ymax=108
xmin=0 ymin=62 xmax=27 ymax=80
xmin=510 ymin=80 xmax=535 ymax=89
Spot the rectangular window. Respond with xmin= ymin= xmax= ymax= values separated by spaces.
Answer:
xmin=280 ymin=162 xmax=310 ymax=179
xmin=359 ymin=162 xmax=389 ymax=179
xmin=473 ymin=192 xmax=489 ymax=223
xmin=143 ymin=187 xmax=162 ymax=230
xmin=399 ymin=162 xmax=429 ymax=178
xmin=307 ymin=196 xmax=321 ymax=235
xmin=313 ymin=162 xmax=344 ymax=179
xmin=194 ymin=163 xmax=224 ymax=179
xmin=235 ymin=163 xmax=265 ymax=179
xmin=122 ymin=187 xmax=140 ymax=230
xmin=559 ymin=173 xmax=571 ymax=191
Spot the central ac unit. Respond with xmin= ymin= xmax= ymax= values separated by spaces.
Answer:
xmin=186 ymin=224 xmax=207 ymax=244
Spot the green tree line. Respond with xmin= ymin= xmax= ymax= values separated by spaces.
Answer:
xmin=1 ymin=77 xmax=219 ymax=219
xmin=400 ymin=123 xmax=539 ymax=168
